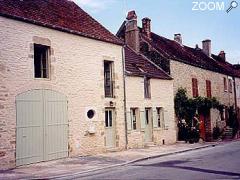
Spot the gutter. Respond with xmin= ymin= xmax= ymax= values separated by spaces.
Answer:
xmin=122 ymin=45 xmax=128 ymax=149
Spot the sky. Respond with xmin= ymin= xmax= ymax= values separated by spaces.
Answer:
xmin=74 ymin=0 xmax=240 ymax=64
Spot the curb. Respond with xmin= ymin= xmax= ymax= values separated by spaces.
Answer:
xmin=44 ymin=143 xmax=217 ymax=180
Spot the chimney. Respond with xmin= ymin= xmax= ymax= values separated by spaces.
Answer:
xmin=142 ymin=17 xmax=151 ymax=39
xmin=233 ymin=64 xmax=240 ymax=70
xmin=218 ymin=51 xmax=226 ymax=62
xmin=174 ymin=33 xmax=182 ymax=44
xmin=125 ymin=10 xmax=139 ymax=52
xmin=202 ymin=39 xmax=211 ymax=57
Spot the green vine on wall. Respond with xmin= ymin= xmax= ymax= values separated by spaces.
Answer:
xmin=174 ymin=88 xmax=224 ymax=125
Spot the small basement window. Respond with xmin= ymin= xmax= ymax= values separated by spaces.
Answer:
xmin=34 ymin=44 xmax=50 ymax=78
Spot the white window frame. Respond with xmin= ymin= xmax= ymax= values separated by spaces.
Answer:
xmin=156 ymin=107 xmax=164 ymax=128
xmin=130 ymin=108 xmax=138 ymax=130
xmin=104 ymin=61 xmax=114 ymax=98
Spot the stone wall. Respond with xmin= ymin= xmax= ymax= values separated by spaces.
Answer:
xmin=0 ymin=16 xmax=125 ymax=169
xmin=170 ymin=60 xmax=235 ymax=132
xmin=125 ymin=76 xmax=176 ymax=148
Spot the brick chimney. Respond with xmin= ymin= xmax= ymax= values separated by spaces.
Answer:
xmin=125 ymin=10 xmax=139 ymax=52
xmin=142 ymin=17 xmax=151 ymax=39
xmin=174 ymin=33 xmax=182 ymax=44
xmin=218 ymin=51 xmax=226 ymax=62
xmin=202 ymin=39 xmax=211 ymax=57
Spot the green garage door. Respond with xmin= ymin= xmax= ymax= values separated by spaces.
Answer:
xmin=16 ymin=89 xmax=68 ymax=166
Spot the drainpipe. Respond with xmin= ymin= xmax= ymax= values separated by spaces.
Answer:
xmin=122 ymin=45 xmax=128 ymax=149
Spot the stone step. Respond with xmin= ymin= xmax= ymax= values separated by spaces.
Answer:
xmin=144 ymin=142 xmax=156 ymax=147
xmin=106 ymin=148 xmax=119 ymax=152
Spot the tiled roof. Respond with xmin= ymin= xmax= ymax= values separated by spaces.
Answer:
xmin=141 ymin=30 xmax=240 ymax=77
xmin=124 ymin=47 xmax=172 ymax=80
xmin=0 ymin=0 xmax=122 ymax=45
xmin=148 ymin=32 xmax=231 ymax=75
xmin=117 ymin=22 xmax=240 ymax=78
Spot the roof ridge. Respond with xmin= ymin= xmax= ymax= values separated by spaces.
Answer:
xmin=0 ymin=0 xmax=123 ymax=45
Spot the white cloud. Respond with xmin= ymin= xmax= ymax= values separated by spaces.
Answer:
xmin=73 ymin=0 xmax=116 ymax=13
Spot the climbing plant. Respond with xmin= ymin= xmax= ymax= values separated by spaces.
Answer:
xmin=174 ymin=87 xmax=224 ymax=126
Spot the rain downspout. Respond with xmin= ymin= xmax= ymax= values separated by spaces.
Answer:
xmin=122 ymin=45 xmax=128 ymax=149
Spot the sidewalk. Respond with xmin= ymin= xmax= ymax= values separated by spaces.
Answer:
xmin=0 ymin=141 xmax=223 ymax=179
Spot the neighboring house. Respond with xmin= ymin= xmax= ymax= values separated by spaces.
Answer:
xmin=124 ymin=46 xmax=176 ymax=148
xmin=117 ymin=11 xmax=239 ymax=141
xmin=0 ymin=0 xmax=125 ymax=170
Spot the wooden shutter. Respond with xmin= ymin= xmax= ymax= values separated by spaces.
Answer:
xmin=224 ymin=77 xmax=227 ymax=91
xmin=192 ymin=78 xmax=198 ymax=97
xmin=206 ymin=80 xmax=211 ymax=98
xmin=140 ymin=111 xmax=146 ymax=130
xmin=162 ymin=109 xmax=168 ymax=129
xmin=153 ymin=109 xmax=158 ymax=128
xmin=126 ymin=111 xmax=132 ymax=131
xmin=228 ymin=79 xmax=233 ymax=93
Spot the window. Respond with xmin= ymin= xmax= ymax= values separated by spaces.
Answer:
xmin=224 ymin=77 xmax=227 ymax=92
xmin=130 ymin=108 xmax=138 ymax=130
xmin=144 ymin=77 xmax=151 ymax=98
xmin=145 ymin=108 xmax=151 ymax=125
xmin=192 ymin=78 xmax=199 ymax=97
xmin=104 ymin=61 xmax=114 ymax=97
xmin=105 ymin=109 xmax=113 ymax=127
xmin=228 ymin=78 xmax=233 ymax=93
xmin=34 ymin=44 xmax=49 ymax=78
xmin=87 ymin=109 xmax=95 ymax=119
xmin=156 ymin=107 xmax=163 ymax=128
xmin=206 ymin=80 xmax=212 ymax=98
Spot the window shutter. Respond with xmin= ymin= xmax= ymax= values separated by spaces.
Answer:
xmin=206 ymin=80 xmax=211 ymax=98
xmin=163 ymin=110 xmax=168 ymax=129
xmin=140 ymin=111 xmax=146 ymax=130
xmin=161 ymin=109 xmax=165 ymax=128
xmin=228 ymin=79 xmax=232 ymax=93
xmin=192 ymin=78 xmax=195 ymax=97
xmin=153 ymin=110 xmax=158 ymax=128
xmin=224 ymin=77 xmax=227 ymax=91
xmin=209 ymin=81 xmax=211 ymax=97
xmin=126 ymin=111 xmax=132 ymax=131
xmin=192 ymin=78 xmax=198 ymax=97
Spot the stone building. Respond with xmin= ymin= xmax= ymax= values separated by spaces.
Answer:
xmin=124 ymin=46 xmax=176 ymax=148
xmin=117 ymin=10 xmax=240 ymax=141
xmin=0 ymin=0 xmax=125 ymax=170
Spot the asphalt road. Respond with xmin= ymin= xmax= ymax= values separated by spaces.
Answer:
xmin=62 ymin=141 xmax=240 ymax=180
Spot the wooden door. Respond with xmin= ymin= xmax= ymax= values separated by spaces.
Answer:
xmin=199 ymin=114 xmax=206 ymax=140
xmin=144 ymin=108 xmax=153 ymax=142
xmin=105 ymin=109 xmax=116 ymax=148
xmin=16 ymin=89 xmax=68 ymax=166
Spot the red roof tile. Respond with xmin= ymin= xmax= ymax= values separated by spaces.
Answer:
xmin=117 ymin=21 xmax=240 ymax=77
xmin=142 ymin=30 xmax=240 ymax=77
xmin=124 ymin=47 xmax=172 ymax=80
xmin=0 ymin=0 xmax=123 ymax=45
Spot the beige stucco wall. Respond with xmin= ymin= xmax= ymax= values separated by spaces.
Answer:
xmin=125 ymin=76 xmax=176 ymax=148
xmin=0 ymin=16 xmax=125 ymax=170
xmin=170 ymin=60 xmax=235 ymax=130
